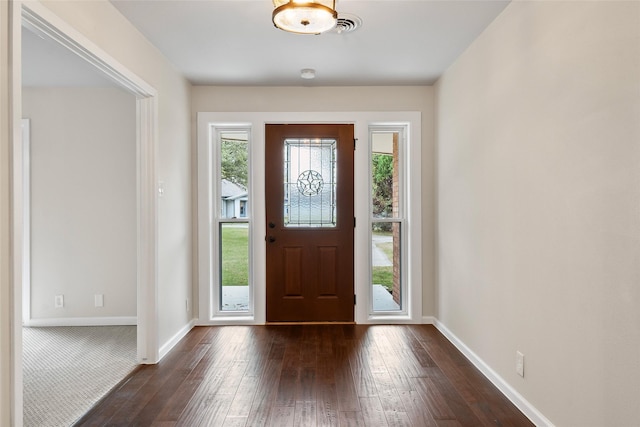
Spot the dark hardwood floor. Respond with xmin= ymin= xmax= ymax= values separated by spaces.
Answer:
xmin=75 ymin=324 xmax=533 ymax=426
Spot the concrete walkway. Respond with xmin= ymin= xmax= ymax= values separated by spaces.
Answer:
xmin=372 ymin=234 xmax=393 ymax=267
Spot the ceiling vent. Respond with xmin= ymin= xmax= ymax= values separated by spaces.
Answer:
xmin=333 ymin=14 xmax=362 ymax=34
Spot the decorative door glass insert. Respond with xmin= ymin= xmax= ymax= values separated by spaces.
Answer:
xmin=283 ymin=138 xmax=337 ymax=227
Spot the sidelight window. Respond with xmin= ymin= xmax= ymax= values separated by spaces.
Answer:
xmin=370 ymin=128 xmax=405 ymax=313
xmin=215 ymin=130 xmax=251 ymax=313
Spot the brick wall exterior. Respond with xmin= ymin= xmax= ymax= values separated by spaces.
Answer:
xmin=392 ymin=134 xmax=401 ymax=305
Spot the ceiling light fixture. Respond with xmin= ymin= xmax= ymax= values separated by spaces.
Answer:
xmin=272 ymin=0 xmax=338 ymax=35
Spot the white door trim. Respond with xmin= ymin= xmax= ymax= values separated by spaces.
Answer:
xmin=10 ymin=1 xmax=159 ymax=424
xmin=17 ymin=119 xmax=30 ymax=326
xmin=197 ymin=111 xmax=422 ymax=325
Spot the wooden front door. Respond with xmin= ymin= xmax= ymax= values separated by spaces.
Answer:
xmin=265 ymin=124 xmax=354 ymax=322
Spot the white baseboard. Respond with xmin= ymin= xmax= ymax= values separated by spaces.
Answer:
xmin=422 ymin=315 xmax=436 ymax=324
xmin=158 ymin=318 xmax=196 ymax=362
xmin=25 ymin=316 xmax=137 ymax=327
xmin=432 ymin=319 xmax=554 ymax=427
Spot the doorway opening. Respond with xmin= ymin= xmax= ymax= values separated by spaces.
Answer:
xmin=12 ymin=2 xmax=159 ymax=424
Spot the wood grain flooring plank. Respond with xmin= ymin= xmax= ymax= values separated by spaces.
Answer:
xmin=242 ymin=327 xmax=275 ymax=378
xmin=435 ymin=420 xmax=464 ymax=427
xmin=397 ymin=389 xmax=439 ymax=427
xmin=458 ymin=364 xmax=534 ymax=426
xmin=176 ymin=391 xmax=233 ymax=427
xmin=296 ymin=366 xmax=317 ymax=401
xmin=294 ymin=400 xmax=318 ymax=427
xmin=316 ymin=349 xmax=336 ymax=383
xmin=402 ymin=326 xmax=438 ymax=368
xmin=372 ymin=330 xmax=415 ymax=393
xmin=174 ymin=329 xmax=253 ymax=424
xmin=149 ymin=343 xmax=215 ymax=422
xmin=385 ymin=327 xmax=432 ymax=378
xmin=410 ymin=376 xmax=457 ymax=421
xmin=276 ymin=344 xmax=299 ymax=407
xmin=150 ymin=421 xmax=177 ymax=427
xmin=268 ymin=405 xmax=295 ymax=426
xmin=318 ymin=325 xmax=338 ymax=357
xmin=426 ymin=367 xmax=486 ymax=426
xmin=338 ymin=410 xmax=366 ymax=427
xmin=74 ymin=366 xmax=153 ymax=427
xmin=316 ymin=382 xmax=339 ymax=427
xmin=129 ymin=367 xmax=192 ymax=425
xmin=222 ymin=415 xmax=248 ymax=427
xmin=359 ymin=396 xmax=388 ymax=426
xmin=349 ymin=342 xmax=379 ymax=398
xmin=268 ymin=340 xmax=286 ymax=360
xmin=217 ymin=359 xmax=249 ymax=395
xmin=384 ymin=409 xmax=412 ymax=427
xmin=246 ymin=358 xmax=283 ymax=426
xmin=372 ymin=371 xmax=405 ymax=414
xmin=333 ymin=343 xmax=361 ymax=412
xmin=225 ymin=374 xmax=260 ymax=418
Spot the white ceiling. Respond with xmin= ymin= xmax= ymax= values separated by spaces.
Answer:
xmin=109 ymin=0 xmax=509 ymax=86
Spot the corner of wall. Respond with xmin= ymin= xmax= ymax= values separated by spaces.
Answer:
xmin=433 ymin=319 xmax=554 ymax=427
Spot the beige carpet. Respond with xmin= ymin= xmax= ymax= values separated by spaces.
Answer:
xmin=22 ymin=326 xmax=137 ymax=427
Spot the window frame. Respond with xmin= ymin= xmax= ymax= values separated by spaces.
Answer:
xmin=206 ymin=124 xmax=254 ymax=320
xmin=368 ymin=126 xmax=409 ymax=316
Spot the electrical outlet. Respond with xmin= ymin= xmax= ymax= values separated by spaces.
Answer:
xmin=95 ymin=294 xmax=104 ymax=307
xmin=516 ymin=351 xmax=525 ymax=377
xmin=54 ymin=294 xmax=64 ymax=308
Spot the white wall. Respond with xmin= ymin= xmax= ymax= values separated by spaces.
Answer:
xmin=23 ymin=87 xmax=136 ymax=321
xmin=435 ymin=1 xmax=640 ymax=425
xmin=191 ymin=86 xmax=436 ymax=317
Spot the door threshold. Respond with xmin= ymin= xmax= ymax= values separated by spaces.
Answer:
xmin=266 ymin=321 xmax=356 ymax=325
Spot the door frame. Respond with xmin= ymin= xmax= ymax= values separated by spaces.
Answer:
xmin=197 ymin=111 xmax=422 ymax=325
xmin=8 ymin=2 xmax=159 ymax=424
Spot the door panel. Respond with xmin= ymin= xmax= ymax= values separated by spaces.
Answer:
xmin=265 ymin=124 xmax=354 ymax=322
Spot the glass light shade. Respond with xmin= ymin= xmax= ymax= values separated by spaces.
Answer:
xmin=272 ymin=0 xmax=337 ymax=35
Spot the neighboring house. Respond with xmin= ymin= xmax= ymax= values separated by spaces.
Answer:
xmin=221 ymin=179 xmax=248 ymax=218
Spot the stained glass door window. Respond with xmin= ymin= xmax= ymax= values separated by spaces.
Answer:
xmin=283 ymin=138 xmax=337 ymax=227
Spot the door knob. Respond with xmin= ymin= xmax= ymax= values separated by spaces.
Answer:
xmin=268 ymin=222 xmax=276 ymax=229
xmin=268 ymin=236 xmax=276 ymax=243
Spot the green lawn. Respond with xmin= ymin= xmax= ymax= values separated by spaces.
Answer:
xmin=221 ymin=225 xmax=249 ymax=286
